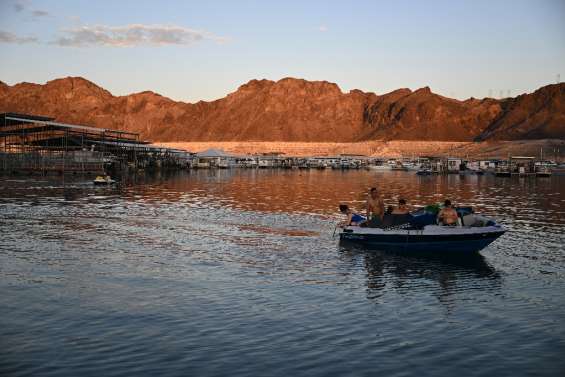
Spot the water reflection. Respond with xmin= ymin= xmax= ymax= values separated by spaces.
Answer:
xmin=338 ymin=242 xmax=501 ymax=310
xmin=2 ymin=170 xmax=565 ymax=221
xmin=2 ymin=170 xmax=565 ymax=377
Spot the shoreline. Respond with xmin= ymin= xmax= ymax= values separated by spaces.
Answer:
xmin=156 ymin=139 xmax=565 ymax=160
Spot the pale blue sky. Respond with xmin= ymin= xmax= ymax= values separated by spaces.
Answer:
xmin=1 ymin=0 xmax=564 ymax=102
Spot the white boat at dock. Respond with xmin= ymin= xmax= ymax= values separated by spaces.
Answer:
xmin=93 ymin=175 xmax=116 ymax=185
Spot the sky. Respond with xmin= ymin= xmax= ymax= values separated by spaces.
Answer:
xmin=0 ymin=0 xmax=564 ymax=102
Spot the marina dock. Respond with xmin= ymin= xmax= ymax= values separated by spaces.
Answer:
xmin=0 ymin=113 xmax=191 ymax=175
xmin=1 ymin=113 xmax=561 ymax=177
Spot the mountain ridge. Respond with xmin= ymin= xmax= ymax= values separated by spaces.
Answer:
xmin=0 ymin=76 xmax=563 ymax=142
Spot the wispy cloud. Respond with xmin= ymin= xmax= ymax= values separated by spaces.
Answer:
xmin=0 ymin=30 xmax=38 ymax=44
xmin=10 ymin=0 xmax=49 ymax=18
xmin=318 ymin=25 xmax=328 ymax=32
xmin=12 ymin=1 xmax=25 ymax=12
xmin=31 ymin=9 xmax=49 ymax=17
xmin=52 ymin=23 xmax=227 ymax=47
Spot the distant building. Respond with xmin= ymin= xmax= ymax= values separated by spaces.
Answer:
xmin=195 ymin=148 xmax=235 ymax=169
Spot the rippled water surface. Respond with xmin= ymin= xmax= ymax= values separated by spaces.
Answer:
xmin=1 ymin=170 xmax=564 ymax=377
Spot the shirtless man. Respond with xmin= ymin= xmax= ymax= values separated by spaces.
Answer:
xmin=366 ymin=187 xmax=385 ymax=226
xmin=437 ymin=199 xmax=459 ymax=226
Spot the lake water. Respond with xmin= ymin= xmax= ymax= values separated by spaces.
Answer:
xmin=1 ymin=170 xmax=564 ymax=377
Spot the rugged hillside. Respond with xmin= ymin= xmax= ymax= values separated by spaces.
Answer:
xmin=362 ymin=88 xmax=503 ymax=141
xmin=475 ymin=83 xmax=565 ymax=140
xmin=0 ymin=76 xmax=563 ymax=142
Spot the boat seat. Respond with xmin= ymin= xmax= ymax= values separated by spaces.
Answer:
xmin=409 ymin=213 xmax=437 ymax=229
xmin=462 ymin=214 xmax=477 ymax=226
xmin=382 ymin=213 xmax=413 ymax=228
xmin=460 ymin=214 xmax=496 ymax=227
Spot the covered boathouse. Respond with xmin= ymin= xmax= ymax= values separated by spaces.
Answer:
xmin=0 ymin=113 xmax=190 ymax=174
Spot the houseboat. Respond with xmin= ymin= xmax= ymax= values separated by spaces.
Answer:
xmin=509 ymin=156 xmax=536 ymax=176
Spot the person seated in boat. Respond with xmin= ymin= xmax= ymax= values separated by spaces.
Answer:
xmin=437 ymin=199 xmax=459 ymax=226
xmin=381 ymin=199 xmax=413 ymax=227
xmin=366 ymin=187 xmax=384 ymax=227
xmin=382 ymin=206 xmax=394 ymax=227
xmin=391 ymin=199 xmax=410 ymax=215
xmin=339 ymin=204 xmax=366 ymax=227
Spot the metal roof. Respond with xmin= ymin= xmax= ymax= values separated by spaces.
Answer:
xmin=0 ymin=113 xmax=55 ymax=122
xmin=2 ymin=115 xmax=139 ymax=136
xmin=90 ymin=140 xmax=187 ymax=153
xmin=196 ymin=148 xmax=234 ymax=158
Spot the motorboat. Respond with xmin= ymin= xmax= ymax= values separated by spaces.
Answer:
xmin=390 ymin=161 xmax=409 ymax=171
xmin=416 ymin=169 xmax=433 ymax=175
xmin=368 ymin=163 xmax=392 ymax=171
xmin=536 ymin=169 xmax=552 ymax=177
xmin=339 ymin=209 xmax=505 ymax=253
xmin=494 ymin=168 xmax=511 ymax=177
xmin=403 ymin=162 xmax=421 ymax=171
xmin=93 ymin=175 xmax=116 ymax=185
xmin=535 ymin=163 xmax=553 ymax=177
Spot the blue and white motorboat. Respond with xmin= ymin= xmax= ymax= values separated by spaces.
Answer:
xmin=339 ymin=210 xmax=505 ymax=253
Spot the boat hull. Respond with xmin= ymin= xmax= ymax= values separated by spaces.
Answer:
xmin=339 ymin=226 xmax=505 ymax=253
xmin=416 ymin=170 xmax=432 ymax=175
xmin=368 ymin=165 xmax=391 ymax=170
xmin=93 ymin=179 xmax=116 ymax=185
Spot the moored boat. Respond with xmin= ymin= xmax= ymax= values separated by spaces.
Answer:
xmin=93 ymin=175 xmax=116 ymax=185
xmin=536 ymin=171 xmax=552 ymax=177
xmin=390 ymin=161 xmax=409 ymax=171
xmin=368 ymin=163 xmax=391 ymax=170
xmin=535 ymin=162 xmax=553 ymax=177
xmin=416 ymin=169 xmax=432 ymax=175
xmin=495 ymin=168 xmax=511 ymax=177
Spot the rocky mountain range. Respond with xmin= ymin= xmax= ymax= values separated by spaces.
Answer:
xmin=0 ymin=76 xmax=563 ymax=142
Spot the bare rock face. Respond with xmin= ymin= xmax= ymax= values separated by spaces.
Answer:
xmin=0 ymin=81 xmax=8 ymax=96
xmin=0 ymin=76 xmax=563 ymax=142
xmin=362 ymin=87 xmax=504 ymax=141
xmin=179 ymin=78 xmax=377 ymax=142
xmin=475 ymin=83 xmax=565 ymax=140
